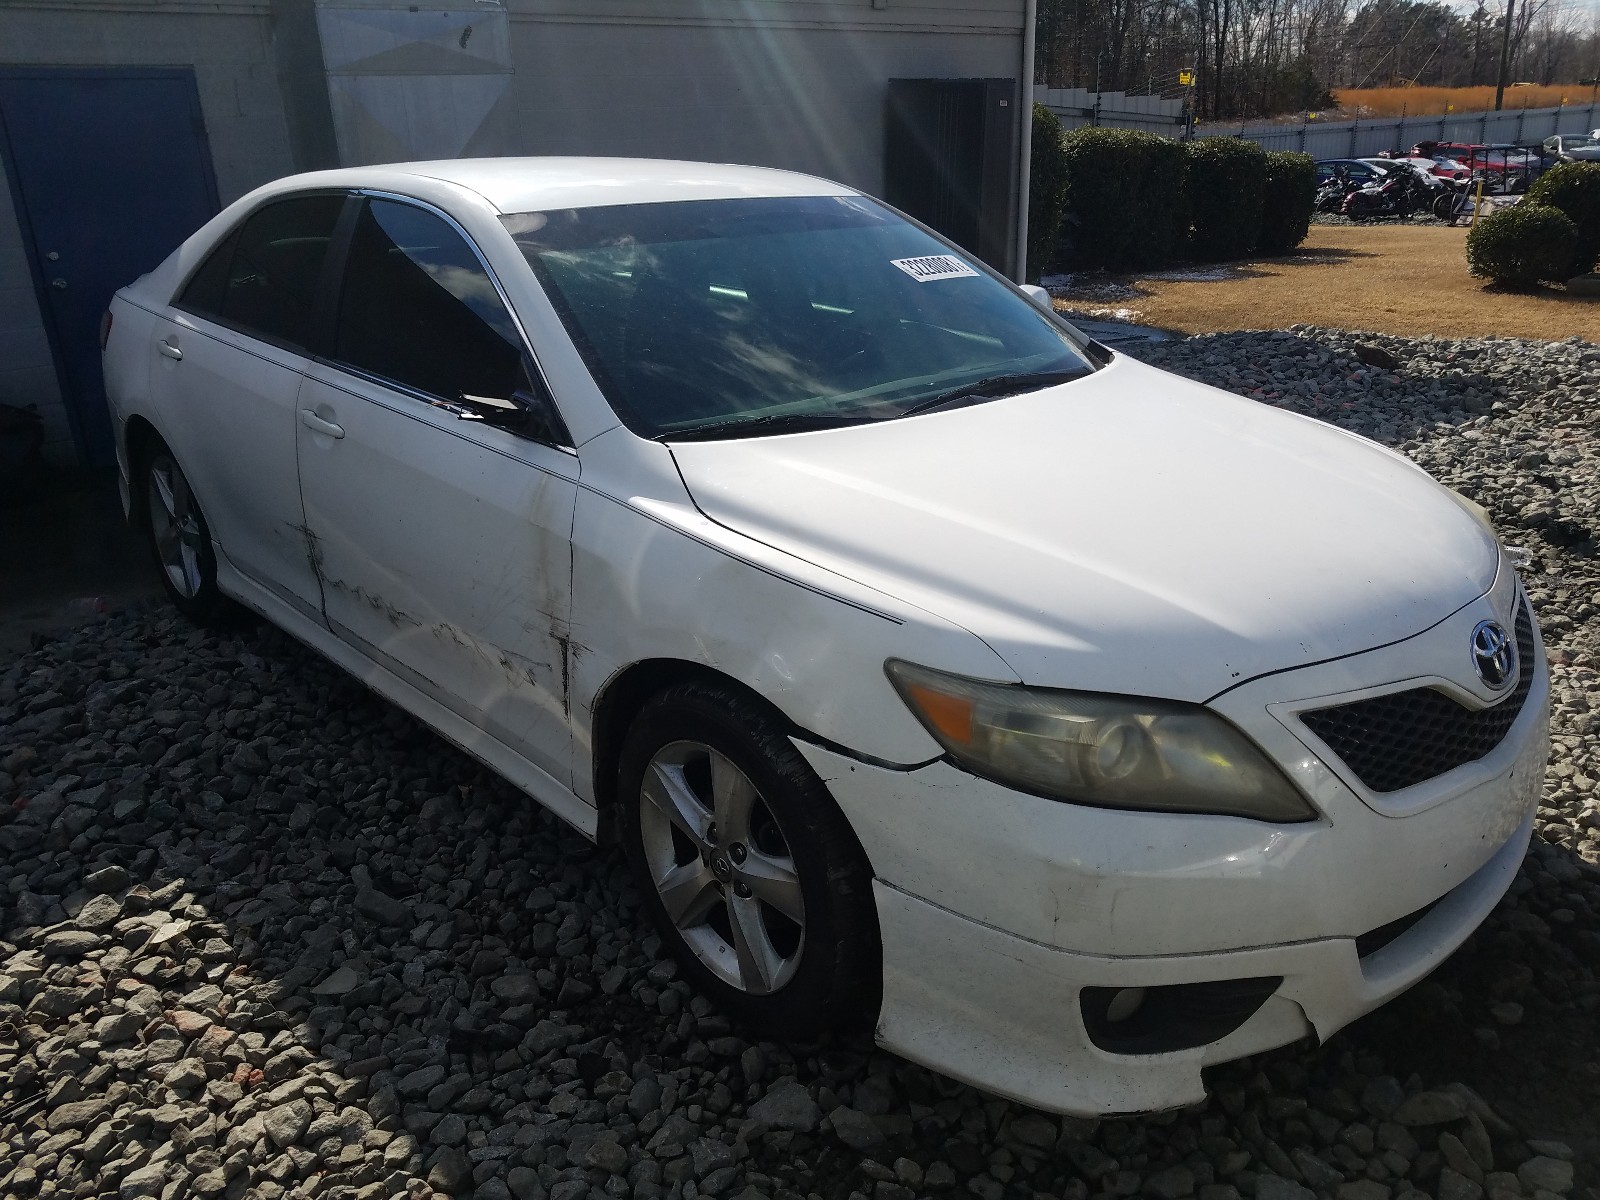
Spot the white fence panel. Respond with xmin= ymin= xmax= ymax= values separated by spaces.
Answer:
xmin=1034 ymin=85 xmax=1186 ymax=135
xmin=1035 ymin=88 xmax=1600 ymax=155
xmin=1210 ymin=101 xmax=1600 ymax=159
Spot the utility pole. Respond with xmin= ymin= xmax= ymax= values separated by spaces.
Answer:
xmin=1493 ymin=0 xmax=1514 ymax=111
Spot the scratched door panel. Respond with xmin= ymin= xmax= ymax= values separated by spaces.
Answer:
xmin=295 ymin=368 xmax=578 ymax=786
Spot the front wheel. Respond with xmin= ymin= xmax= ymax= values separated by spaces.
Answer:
xmin=618 ymin=681 xmax=880 ymax=1038
xmin=142 ymin=446 xmax=226 ymax=624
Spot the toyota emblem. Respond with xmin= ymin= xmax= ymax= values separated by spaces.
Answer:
xmin=1471 ymin=620 xmax=1516 ymax=690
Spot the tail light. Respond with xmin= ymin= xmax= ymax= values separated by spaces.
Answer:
xmin=99 ymin=310 xmax=113 ymax=352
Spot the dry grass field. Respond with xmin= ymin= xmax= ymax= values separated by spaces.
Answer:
xmin=1052 ymin=223 xmax=1600 ymax=341
xmin=1333 ymin=84 xmax=1598 ymax=117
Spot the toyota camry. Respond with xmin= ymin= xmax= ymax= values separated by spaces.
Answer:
xmin=103 ymin=158 xmax=1549 ymax=1115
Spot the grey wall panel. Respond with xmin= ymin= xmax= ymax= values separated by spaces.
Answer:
xmin=502 ymin=20 xmax=1021 ymax=197
xmin=318 ymin=4 xmax=515 ymax=165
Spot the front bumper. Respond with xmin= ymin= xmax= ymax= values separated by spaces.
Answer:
xmin=794 ymin=574 xmax=1549 ymax=1115
xmin=861 ymin=812 xmax=1529 ymax=1115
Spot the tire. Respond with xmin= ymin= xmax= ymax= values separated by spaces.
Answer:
xmin=617 ymin=680 xmax=880 ymax=1038
xmin=140 ymin=443 xmax=227 ymax=624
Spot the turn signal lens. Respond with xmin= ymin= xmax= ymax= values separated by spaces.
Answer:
xmin=885 ymin=659 xmax=1316 ymax=822
xmin=904 ymin=682 xmax=973 ymax=745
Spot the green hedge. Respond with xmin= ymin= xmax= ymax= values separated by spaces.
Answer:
xmin=1186 ymin=137 xmax=1267 ymax=260
xmin=1027 ymin=104 xmax=1071 ymax=280
xmin=1525 ymin=161 xmax=1600 ymax=277
xmin=1466 ymin=204 xmax=1579 ymax=287
xmin=1257 ymin=151 xmax=1316 ymax=255
xmin=1058 ymin=127 xmax=1188 ymax=271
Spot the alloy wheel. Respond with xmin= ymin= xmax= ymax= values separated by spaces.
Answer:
xmin=637 ymin=739 xmax=806 ymax=995
xmin=147 ymin=454 xmax=205 ymax=599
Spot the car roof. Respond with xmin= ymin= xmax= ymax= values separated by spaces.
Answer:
xmin=253 ymin=157 xmax=855 ymax=214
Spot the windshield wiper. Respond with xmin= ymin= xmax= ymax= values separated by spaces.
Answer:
xmin=660 ymin=411 xmax=881 ymax=442
xmin=897 ymin=369 xmax=1085 ymax=419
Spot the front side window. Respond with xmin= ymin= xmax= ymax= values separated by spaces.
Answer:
xmin=502 ymin=195 xmax=1095 ymax=439
xmin=335 ymin=198 xmax=524 ymax=403
xmin=178 ymin=194 xmax=346 ymax=349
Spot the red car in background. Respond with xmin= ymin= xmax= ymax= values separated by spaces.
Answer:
xmin=1411 ymin=141 xmax=1543 ymax=191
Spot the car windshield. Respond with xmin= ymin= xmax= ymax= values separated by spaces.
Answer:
xmin=1564 ymin=135 xmax=1597 ymax=150
xmin=502 ymin=195 xmax=1095 ymax=439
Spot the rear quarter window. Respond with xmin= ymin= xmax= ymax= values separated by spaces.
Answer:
xmin=175 ymin=193 xmax=346 ymax=351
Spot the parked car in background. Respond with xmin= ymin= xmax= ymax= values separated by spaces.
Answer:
xmin=104 ymin=157 xmax=1551 ymax=1119
xmin=1469 ymin=146 xmax=1546 ymax=192
xmin=1543 ymin=133 xmax=1600 ymax=162
xmin=1424 ymin=155 xmax=1472 ymax=181
xmin=1315 ymin=158 xmax=1391 ymax=188
xmin=1410 ymin=142 xmax=1543 ymax=190
xmin=1411 ymin=139 xmax=1477 ymax=162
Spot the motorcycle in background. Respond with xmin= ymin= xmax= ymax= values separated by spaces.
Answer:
xmin=1341 ymin=166 xmax=1439 ymax=221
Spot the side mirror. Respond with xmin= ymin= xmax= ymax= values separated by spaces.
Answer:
xmin=1020 ymin=283 xmax=1054 ymax=312
xmin=457 ymin=388 xmax=572 ymax=448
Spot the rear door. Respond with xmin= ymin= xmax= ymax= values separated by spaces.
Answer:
xmin=154 ymin=192 xmax=349 ymax=618
xmin=295 ymin=194 xmax=578 ymax=784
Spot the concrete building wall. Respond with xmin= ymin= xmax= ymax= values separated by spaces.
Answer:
xmin=0 ymin=0 xmax=300 ymax=465
xmin=0 ymin=0 xmax=1024 ymax=466
xmin=502 ymin=1 xmax=1024 ymax=198
xmin=309 ymin=0 xmax=1024 ymax=202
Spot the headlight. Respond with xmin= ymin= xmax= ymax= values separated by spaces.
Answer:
xmin=886 ymin=660 xmax=1316 ymax=822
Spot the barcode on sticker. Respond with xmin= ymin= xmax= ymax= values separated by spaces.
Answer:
xmin=891 ymin=255 xmax=979 ymax=282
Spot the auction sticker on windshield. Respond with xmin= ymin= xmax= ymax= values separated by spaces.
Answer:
xmin=891 ymin=255 xmax=979 ymax=282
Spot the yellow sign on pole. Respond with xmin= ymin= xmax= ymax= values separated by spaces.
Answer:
xmin=1179 ymin=70 xmax=1194 ymax=86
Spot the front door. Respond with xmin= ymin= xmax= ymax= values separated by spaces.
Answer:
xmin=296 ymin=195 xmax=578 ymax=784
xmin=0 ymin=67 xmax=220 ymax=466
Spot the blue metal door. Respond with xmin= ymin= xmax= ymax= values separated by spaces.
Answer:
xmin=0 ymin=68 xmax=220 ymax=466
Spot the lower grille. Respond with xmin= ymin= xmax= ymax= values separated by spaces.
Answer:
xmin=1300 ymin=600 xmax=1536 ymax=794
xmin=1354 ymin=899 xmax=1440 ymax=960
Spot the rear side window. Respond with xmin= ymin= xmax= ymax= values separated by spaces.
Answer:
xmin=177 ymin=229 xmax=238 ymax=316
xmin=178 ymin=194 xmax=345 ymax=350
xmin=333 ymin=198 xmax=524 ymax=402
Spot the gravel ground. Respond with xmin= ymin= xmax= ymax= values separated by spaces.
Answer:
xmin=4 ymin=327 xmax=1598 ymax=1200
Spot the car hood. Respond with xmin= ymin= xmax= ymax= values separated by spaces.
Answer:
xmin=667 ymin=354 xmax=1500 ymax=702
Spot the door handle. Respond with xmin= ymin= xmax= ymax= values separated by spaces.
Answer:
xmin=300 ymin=409 xmax=345 ymax=439
xmin=157 ymin=338 xmax=182 ymax=360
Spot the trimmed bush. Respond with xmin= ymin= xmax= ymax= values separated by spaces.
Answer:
xmin=1057 ymin=127 xmax=1188 ymax=271
xmin=1027 ymin=104 xmax=1070 ymax=280
xmin=1466 ymin=203 xmax=1579 ymax=287
xmin=1525 ymin=161 xmax=1600 ymax=276
xmin=1257 ymin=151 xmax=1316 ymax=255
xmin=1185 ymin=137 xmax=1267 ymax=261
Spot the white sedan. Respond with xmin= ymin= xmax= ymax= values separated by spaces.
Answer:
xmin=103 ymin=158 xmax=1549 ymax=1116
